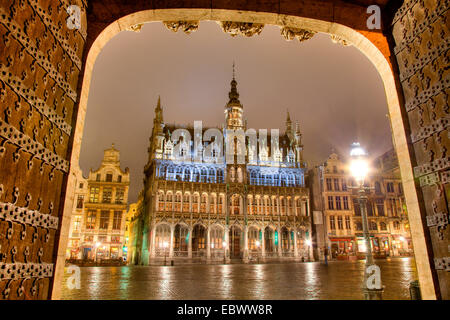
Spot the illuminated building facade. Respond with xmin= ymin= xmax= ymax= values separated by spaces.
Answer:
xmin=313 ymin=150 xmax=412 ymax=260
xmin=79 ymin=145 xmax=130 ymax=261
xmin=65 ymin=165 xmax=88 ymax=260
xmin=135 ymin=73 xmax=312 ymax=264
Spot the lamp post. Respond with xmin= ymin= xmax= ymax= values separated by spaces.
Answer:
xmin=255 ymin=240 xmax=261 ymax=264
xmin=163 ymin=241 xmax=169 ymax=266
xmin=349 ymin=142 xmax=383 ymax=300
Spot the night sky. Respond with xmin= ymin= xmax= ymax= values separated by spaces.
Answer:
xmin=79 ymin=21 xmax=393 ymax=203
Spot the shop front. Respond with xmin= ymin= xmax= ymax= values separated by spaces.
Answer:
xmin=329 ymin=237 xmax=356 ymax=260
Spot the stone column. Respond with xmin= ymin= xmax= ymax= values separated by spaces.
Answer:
xmin=277 ymin=226 xmax=282 ymax=257
xmin=169 ymin=224 xmax=174 ymax=258
xmin=261 ymin=227 xmax=265 ymax=258
xmin=224 ymin=225 xmax=230 ymax=263
xmin=206 ymin=226 xmax=211 ymax=260
xmin=188 ymin=225 xmax=193 ymax=258
xmin=294 ymin=229 xmax=299 ymax=258
xmin=243 ymin=225 xmax=249 ymax=263
xmin=150 ymin=224 xmax=156 ymax=258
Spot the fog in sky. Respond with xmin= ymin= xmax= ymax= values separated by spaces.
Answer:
xmin=80 ymin=21 xmax=393 ymax=203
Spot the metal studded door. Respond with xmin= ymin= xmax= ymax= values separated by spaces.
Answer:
xmin=391 ymin=0 xmax=450 ymax=299
xmin=0 ymin=0 xmax=86 ymax=299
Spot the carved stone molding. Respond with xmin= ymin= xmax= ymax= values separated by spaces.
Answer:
xmin=330 ymin=34 xmax=350 ymax=46
xmin=163 ymin=21 xmax=199 ymax=34
xmin=127 ymin=23 xmax=143 ymax=32
xmin=280 ymin=27 xmax=316 ymax=42
xmin=219 ymin=21 xmax=264 ymax=37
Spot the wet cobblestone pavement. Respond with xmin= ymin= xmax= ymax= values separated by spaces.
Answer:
xmin=61 ymin=257 xmax=417 ymax=300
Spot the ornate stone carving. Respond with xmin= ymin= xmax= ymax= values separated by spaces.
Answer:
xmin=127 ymin=23 xmax=143 ymax=32
xmin=163 ymin=21 xmax=199 ymax=34
xmin=219 ymin=21 xmax=264 ymax=37
xmin=330 ymin=34 xmax=350 ymax=46
xmin=280 ymin=27 xmax=316 ymax=42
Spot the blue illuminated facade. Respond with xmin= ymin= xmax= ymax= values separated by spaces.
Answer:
xmin=132 ymin=72 xmax=313 ymax=265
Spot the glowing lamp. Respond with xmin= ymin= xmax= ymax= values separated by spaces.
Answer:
xmin=349 ymin=142 xmax=369 ymax=186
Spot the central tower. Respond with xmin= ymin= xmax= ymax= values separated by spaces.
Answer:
xmin=225 ymin=63 xmax=244 ymax=129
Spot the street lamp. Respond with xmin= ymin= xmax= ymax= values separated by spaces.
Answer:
xmin=163 ymin=241 xmax=169 ymax=266
xmin=255 ymin=240 xmax=261 ymax=263
xmin=349 ymin=142 xmax=383 ymax=299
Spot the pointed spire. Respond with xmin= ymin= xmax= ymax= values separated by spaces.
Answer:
xmin=228 ymin=62 xmax=240 ymax=105
xmin=154 ymin=95 xmax=163 ymax=123
xmin=286 ymin=109 xmax=291 ymax=123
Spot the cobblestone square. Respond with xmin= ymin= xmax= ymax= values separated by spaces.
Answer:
xmin=61 ymin=258 xmax=417 ymax=300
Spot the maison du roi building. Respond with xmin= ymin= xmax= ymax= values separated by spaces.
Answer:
xmin=127 ymin=74 xmax=312 ymax=264
xmin=65 ymin=146 xmax=130 ymax=262
xmin=309 ymin=149 xmax=413 ymax=261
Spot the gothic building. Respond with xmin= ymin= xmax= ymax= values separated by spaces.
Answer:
xmin=310 ymin=150 xmax=412 ymax=261
xmin=133 ymin=73 xmax=312 ymax=265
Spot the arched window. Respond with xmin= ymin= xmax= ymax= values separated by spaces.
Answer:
xmin=375 ymin=181 xmax=381 ymax=194
xmin=380 ymin=222 xmax=387 ymax=230
xmin=158 ymin=191 xmax=165 ymax=211
xmin=192 ymin=194 xmax=199 ymax=212
xmin=210 ymin=226 xmax=224 ymax=249
xmin=251 ymin=171 xmax=257 ymax=185
xmin=230 ymin=167 xmax=235 ymax=182
xmin=183 ymin=193 xmax=190 ymax=212
xmin=209 ymin=194 xmax=216 ymax=213
xmin=274 ymin=174 xmax=279 ymax=186
xmin=165 ymin=193 xmax=173 ymax=211
xmin=217 ymin=169 xmax=224 ymax=183
xmin=296 ymin=199 xmax=302 ymax=215
xmin=167 ymin=166 xmax=174 ymax=180
xmin=393 ymin=221 xmax=400 ymax=230
xmin=193 ymin=168 xmax=199 ymax=182
xmin=201 ymin=168 xmax=208 ymax=182
xmin=218 ymin=194 xmax=224 ymax=214
xmin=237 ymin=167 xmax=243 ymax=183
xmin=176 ymin=167 xmax=183 ymax=181
xmin=175 ymin=193 xmax=182 ymax=212
xmin=355 ymin=222 xmax=363 ymax=231
xmin=184 ymin=168 xmax=191 ymax=182
xmin=369 ymin=221 xmax=378 ymax=231
xmin=209 ymin=168 xmax=215 ymax=183
xmin=200 ymin=194 xmax=208 ymax=213
xmin=155 ymin=224 xmax=170 ymax=253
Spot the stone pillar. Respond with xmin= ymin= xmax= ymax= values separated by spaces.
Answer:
xmin=188 ymin=225 xmax=193 ymax=258
xmin=294 ymin=229 xmax=299 ymax=258
xmin=243 ymin=225 xmax=249 ymax=263
xmin=150 ymin=224 xmax=156 ymax=258
xmin=169 ymin=225 xmax=174 ymax=258
xmin=224 ymin=225 xmax=230 ymax=263
xmin=277 ymin=226 xmax=282 ymax=257
xmin=206 ymin=226 xmax=211 ymax=260
xmin=261 ymin=227 xmax=266 ymax=258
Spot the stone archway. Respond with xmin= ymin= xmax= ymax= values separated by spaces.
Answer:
xmin=65 ymin=7 xmax=435 ymax=299
xmin=0 ymin=1 xmax=446 ymax=300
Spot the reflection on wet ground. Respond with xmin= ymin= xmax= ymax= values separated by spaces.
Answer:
xmin=61 ymin=257 xmax=417 ymax=300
